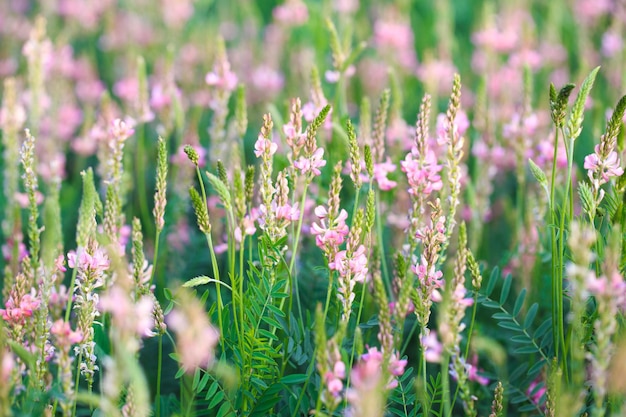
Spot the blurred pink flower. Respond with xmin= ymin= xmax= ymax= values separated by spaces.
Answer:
xmin=421 ymin=331 xmax=443 ymax=363
xmin=273 ymin=0 xmax=308 ymax=26
xmin=602 ymin=31 xmax=623 ymax=57
xmin=0 ymin=292 xmax=40 ymax=323
xmin=100 ymin=287 xmax=155 ymax=338
xmin=161 ymin=0 xmax=193 ymax=28
xmin=472 ymin=27 xmax=518 ymax=52
xmin=251 ymin=66 xmax=284 ymax=96
xmin=373 ymin=159 xmax=397 ymax=191
xmin=51 ymin=320 xmax=83 ymax=346
xmin=167 ymin=294 xmax=220 ymax=372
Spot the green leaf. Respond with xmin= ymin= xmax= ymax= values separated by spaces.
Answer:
xmin=567 ymin=66 xmax=600 ymax=140
xmin=514 ymin=345 xmax=539 ymax=354
xmin=192 ymin=368 xmax=201 ymax=391
xmin=206 ymin=171 xmax=232 ymax=209
xmin=217 ymin=401 xmax=233 ymax=417
xmin=524 ymin=303 xmax=539 ymax=329
xmin=534 ymin=318 xmax=552 ymax=339
xmin=182 ymin=275 xmax=212 ymax=288
xmin=492 ymin=312 xmax=511 ymax=320
xmin=499 ymin=274 xmax=512 ymax=305
xmin=497 ymin=321 xmax=520 ymax=331
xmin=511 ymin=335 xmax=530 ymax=343
xmin=205 ymin=381 xmax=220 ymax=401
xmin=208 ymin=390 xmax=224 ymax=409
xmin=486 ymin=267 xmax=500 ymax=296
xmin=528 ymin=159 xmax=547 ymax=186
xmin=606 ymin=94 xmax=626 ymax=140
xmin=281 ymin=374 xmax=309 ymax=384
xmin=513 ymin=288 xmax=527 ymax=316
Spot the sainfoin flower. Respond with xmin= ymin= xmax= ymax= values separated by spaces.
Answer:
xmin=584 ymin=145 xmax=623 ymax=185
xmin=373 ymin=159 xmax=397 ymax=191
xmin=311 ymin=206 xmax=349 ymax=251
xmin=167 ymin=290 xmax=220 ymax=372
xmin=401 ymin=148 xmax=443 ymax=195
xmin=421 ymin=331 xmax=443 ymax=363
xmin=254 ymin=134 xmax=278 ymax=158
xmin=294 ymin=147 xmax=326 ymax=176
xmin=99 ymin=286 xmax=155 ymax=339
xmin=51 ymin=320 xmax=83 ymax=346
xmin=0 ymin=292 xmax=41 ymax=323
xmin=67 ymin=247 xmax=110 ymax=274
xmin=324 ymin=360 xmax=346 ymax=398
xmin=329 ymin=244 xmax=368 ymax=283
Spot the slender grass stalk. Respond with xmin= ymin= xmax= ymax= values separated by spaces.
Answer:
xmin=136 ymin=123 xmax=153 ymax=236
xmin=195 ymin=166 xmax=224 ymax=351
xmin=288 ymin=183 xmax=310 ymax=275
xmin=441 ymin=351 xmax=452 ymax=417
xmin=556 ymin=126 xmax=574 ymax=379
xmin=155 ymin=335 xmax=163 ymax=417
xmin=549 ymin=125 xmax=560 ymax=361
xmin=375 ymin=192 xmax=392 ymax=294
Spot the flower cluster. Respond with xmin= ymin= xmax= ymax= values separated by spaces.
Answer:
xmin=311 ymin=206 xmax=349 ymax=255
xmin=167 ymin=290 xmax=220 ymax=373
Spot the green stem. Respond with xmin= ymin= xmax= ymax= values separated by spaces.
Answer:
xmin=136 ymin=123 xmax=153 ymax=237
xmin=71 ymin=352 xmax=83 ymax=417
xmin=195 ymin=166 xmax=224 ymax=352
xmin=452 ymin=292 xmax=479 ymax=409
xmin=421 ymin=325 xmax=429 ymax=417
xmin=441 ymin=352 xmax=451 ymax=417
xmin=375 ymin=192 xmax=392 ymax=295
xmin=549 ymin=125 xmax=560 ymax=368
xmin=151 ymin=230 xmax=163 ymax=298
xmin=557 ymin=128 xmax=574 ymax=381
xmin=288 ymin=182 xmax=310 ymax=275
xmin=64 ymin=268 xmax=79 ymax=322
xmin=155 ymin=335 xmax=163 ymax=417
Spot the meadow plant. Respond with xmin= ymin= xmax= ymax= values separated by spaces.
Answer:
xmin=3 ymin=2 xmax=626 ymax=416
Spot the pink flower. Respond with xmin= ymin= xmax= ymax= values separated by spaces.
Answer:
xmin=401 ymin=149 xmax=443 ymax=195
xmin=205 ymin=69 xmax=238 ymax=92
xmin=468 ymin=355 xmax=489 ymax=385
xmin=324 ymin=359 xmax=346 ymax=398
xmin=254 ymin=135 xmax=278 ymax=158
xmin=436 ymin=111 xmax=469 ymax=144
xmin=67 ymin=247 xmax=110 ymax=274
xmin=110 ymin=118 xmax=135 ymax=142
xmin=234 ymin=214 xmax=257 ymax=243
xmin=325 ymin=70 xmax=340 ymax=83
xmin=0 ymin=292 xmax=41 ymax=323
xmin=294 ymin=148 xmax=326 ymax=176
xmin=602 ymin=31 xmax=623 ymax=57
xmin=251 ymin=66 xmax=284 ymax=96
xmin=329 ymin=245 xmax=368 ymax=283
xmin=99 ymin=287 xmax=155 ymax=339
xmin=167 ymin=297 xmax=220 ymax=372
xmin=527 ymin=378 xmax=547 ymax=406
xmin=311 ymin=208 xmax=349 ymax=250
xmin=273 ymin=0 xmax=308 ymax=25
xmin=51 ymin=320 xmax=83 ymax=346
xmin=55 ymin=254 xmax=67 ymax=272
xmin=584 ymin=145 xmax=624 ymax=185
xmin=14 ymin=191 xmax=44 ymax=208
xmin=373 ymin=159 xmax=397 ymax=190
xmin=421 ymin=331 xmax=443 ymax=363
xmin=1 ymin=353 xmax=13 ymax=381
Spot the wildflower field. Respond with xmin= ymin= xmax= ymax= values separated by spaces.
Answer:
xmin=2 ymin=0 xmax=626 ymax=416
